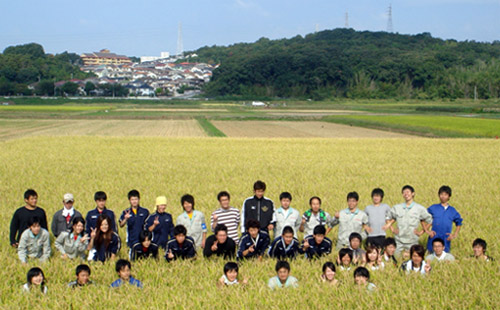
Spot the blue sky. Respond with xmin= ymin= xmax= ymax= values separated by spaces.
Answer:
xmin=1 ymin=0 xmax=499 ymax=57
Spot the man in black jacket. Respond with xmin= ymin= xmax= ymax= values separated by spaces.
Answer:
xmin=203 ymin=224 xmax=236 ymax=259
xmin=241 ymin=180 xmax=275 ymax=234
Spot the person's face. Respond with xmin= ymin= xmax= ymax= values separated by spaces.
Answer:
xmin=142 ymin=237 xmax=151 ymax=248
xmin=341 ymin=254 xmax=352 ymax=266
xmin=347 ymin=198 xmax=358 ymax=209
xmin=216 ymin=231 xmax=228 ymax=244
xmin=175 ymin=234 xmax=186 ymax=244
xmin=355 ymin=275 xmax=367 ymax=285
xmin=433 ymin=242 xmax=444 ymax=256
xmin=73 ymin=222 xmax=84 ymax=235
xmin=350 ymin=238 xmax=361 ymax=250
xmin=254 ymin=189 xmax=265 ymax=199
xmin=118 ymin=266 xmax=131 ymax=281
xmin=282 ymin=233 xmax=294 ymax=245
xmin=281 ymin=198 xmax=291 ymax=209
xmin=31 ymin=273 xmax=44 ymax=286
xmin=25 ymin=196 xmax=38 ymax=208
xmin=324 ymin=267 xmax=335 ymax=281
xmin=129 ymin=197 xmax=140 ymax=208
xmin=77 ymin=271 xmax=90 ymax=285
xmin=372 ymin=194 xmax=382 ymax=205
xmin=219 ymin=196 xmax=230 ymax=209
xmin=30 ymin=223 xmax=41 ymax=235
xmin=96 ymin=199 xmax=106 ymax=209
xmin=277 ymin=268 xmax=290 ymax=282
xmin=368 ymin=250 xmax=378 ymax=262
xmin=439 ymin=192 xmax=450 ymax=204
xmin=385 ymin=244 xmax=396 ymax=256
xmin=411 ymin=252 xmax=423 ymax=266
xmin=248 ymin=227 xmax=259 ymax=238
xmin=226 ymin=269 xmax=238 ymax=282
xmin=314 ymin=234 xmax=325 ymax=245
xmin=157 ymin=204 xmax=166 ymax=213
xmin=402 ymin=189 xmax=415 ymax=202
xmin=100 ymin=219 xmax=109 ymax=233
xmin=183 ymin=201 xmax=193 ymax=213
xmin=310 ymin=198 xmax=321 ymax=213
xmin=63 ymin=200 xmax=74 ymax=210
xmin=473 ymin=245 xmax=485 ymax=257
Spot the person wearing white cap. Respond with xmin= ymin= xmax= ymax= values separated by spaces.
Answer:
xmin=51 ymin=193 xmax=83 ymax=238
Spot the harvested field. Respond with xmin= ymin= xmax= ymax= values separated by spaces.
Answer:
xmin=212 ymin=120 xmax=416 ymax=138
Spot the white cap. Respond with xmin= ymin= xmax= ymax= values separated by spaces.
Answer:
xmin=63 ymin=193 xmax=74 ymax=203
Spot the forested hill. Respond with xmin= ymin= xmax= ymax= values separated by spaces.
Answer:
xmin=0 ymin=43 xmax=90 ymax=95
xmin=194 ymin=29 xmax=500 ymax=100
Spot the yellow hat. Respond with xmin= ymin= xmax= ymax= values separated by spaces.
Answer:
xmin=156 ymin=196 xmax=167 ymax=205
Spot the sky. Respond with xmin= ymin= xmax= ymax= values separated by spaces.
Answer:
xmin=1 ymin=0 xmax=499 ymax=57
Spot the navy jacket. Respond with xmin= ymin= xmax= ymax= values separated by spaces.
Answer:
xmin=92 ymin=232 xmax=121 ymax=262
xmin=119 ymin=206 xmax=150 ymax=248
xmin=241 ymin=196 xmax=275 ymax=232
xmin=300 ymin=235 xmax=332 ymax=259
xmin=145 ymin=212 xmax=174 ymax=249
xmin=237 ymin=230 xmax=270 ymax=259
xmin=131 ymin=242 xmax=159 ymax=261
xmin=268 ymin=236 xmax=300 ymax=260
xmin=165 ymin=236 xmax=196 ymax=262
xmin=85 ymin=207 xmax=117 ymax=235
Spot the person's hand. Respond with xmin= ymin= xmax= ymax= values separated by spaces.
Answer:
xmin=334 ymin=211 xmax=340 ymax=219
xmin=391 ymin=226 xmax=399 ymax=235
xmin=414 ymin=229 xmax=424 ymax=236
xmin=424 ymin=260 xmax=432 ymax=273
xmin=11 ymin=243 xmax=18 ymax=248
xmin=446 ymin=232 xmax=457 ymax=241
xmin=301 ymin=218 xmax=306 ymax=225
xmin=242 ymin=276 xmax=250 ymax=285
xmin=90 ymin=228 xmax=97 ymax=239
xmin=153 ymin=216 xmax=160 ymax=226
xmin=201 ymin=239 xmax=206 ymax=249
xmin=167 ymin=249 xmax=174 ymax=259
xmin=428 ymin=230 xmax=436 ymax=238
xmin=303 ymin=239 xmax=310 ymax=249
xmin=248 ymin=244 xmax=255 ymax=253
xmin=124 ymin=210 xmax=132 ymax=221
xmin=212 ymin=214 xmax=218 ymax=223
xmin=336 ymin=255 xmax=341 ymax=265
xmin=81 ymin=234 xmax=90 ymax=243
xmin=211 ymin=241 xmax=218 ymax=252
xmin=267 ymin=224 xmax=274 ymax=232
xmin=365 ymin=226 xmax=373 ymax=234
xmin=61 ymin=254 xmax=68 ymax=259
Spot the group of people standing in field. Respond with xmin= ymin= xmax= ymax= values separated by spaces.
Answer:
xmin=10 ymin=181 xmax=494 ymax=293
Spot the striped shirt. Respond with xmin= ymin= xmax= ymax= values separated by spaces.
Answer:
xmin=210 ymin=207 xmax=240 ymax=244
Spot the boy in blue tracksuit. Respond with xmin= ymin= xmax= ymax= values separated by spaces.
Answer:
xmin=165 ymin=225 xmax=196 ymax=262
xmin=85 ymin=191 xmax=117 ymax=235
xmin=268 ymin=226 xmax=300 ymax=260
xmin=238 ymin=219 xmax=270 ymax=260
xmin=300 ymin=225 xmax=332 ymax=259
xmin=119 ymin=190 xmax=150 ymax=252
xmin=145 ymin=196 xmax=174 ymax=249
xmin=426 ymin=186 xmax=463 ymax=253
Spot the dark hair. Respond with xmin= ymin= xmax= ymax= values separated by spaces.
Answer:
xmin=275 ymin=260 xmax=290 ymax=272
xmin=246 ymin=219 xmax=260 ymax=230
xmin=253 ymin=180 xmax=266 ymax=191
xmin=214 ymin=224 xmax=228 ymax=235
xmin=353 ymin=266 xmax=370 ymax=280
xmin=322 ymin=261 xmax=336 ymax=273
xmin=279 ymin=192 xmax=292 ymax=201
xmin=365 ymin=245 xmax=379 ymax=263
xmin=28 ymin=216 xmax=41 ymax=227
xmin=72 ymin=217 xmax=85 ymax=236
xmin=181 ymin=194 xmax=195 ymax=209
xmin=313 ymin=225 xmax=326 ymax=235
xmin=223 ymin=262 xmax=239 ymax=275
xmin=76 ymin=264 xmax=91 ymax=276
xmin=438 ymin=185 xmax=452 ymax=197
xmin=473 ymin=238 xmax=487 ymax=251
xmin=128 ymin=190 xmax=140 ymax=200
xmin=347 ymin=191 xmax=359 ymax=201
xmin=349 ymin=232 xmax=362 ymax=242
xmin=115 ymin=259 xmax=131 ymax=273
xmin=174 ymin=225 xmax=187 ymax=236
xmin=94 ymin=191 xmax=107 ymax=201
xmin=282 ymin=226 xmax=294 ymax=235
xmin=24 ymin=189 xmax=38 ymax=200
xmin=217 ymin=191 xmax=230 ymax=201
xmin=94 ymin=214 xmax=113 ymax=249
xmin=402 ymin=185 xmax=415 ymax=193
xmin=371 ymin=188 xmax=384 ymax=199
xmin=410 ymin=244 xmax=426 ymax=259
xmin=339 ymin=248 xmax=353 ymax=262
xmin=384 ymin=237 xmax=396 ymax=248
xmin=432 ymin=238 xmax=445 ymax=246
xmin=26 ymin=267 xmax=45 ymax=292
xmin=139 ymin=230 xmax=152 ymax=243
xmin=309 ymin=196 xmax=322 ymax=205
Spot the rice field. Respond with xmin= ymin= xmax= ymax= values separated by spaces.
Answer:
xmin=1 ymin=136 xmax=499 ymax=309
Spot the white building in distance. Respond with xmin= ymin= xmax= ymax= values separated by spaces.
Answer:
xmin=140 ymin=52 xmax=170 ymax=63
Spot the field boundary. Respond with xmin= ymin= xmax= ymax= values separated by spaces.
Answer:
xmin=195 ymin=117 xmax=226 ymax=137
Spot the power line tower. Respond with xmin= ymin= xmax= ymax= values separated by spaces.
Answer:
xmin=387 ymin=4 xmax=393 ymax=33
xmin=345 ymin=11 xmax=349 ymax=28
xmin=177 ymin=22 xmax=183 ymax=57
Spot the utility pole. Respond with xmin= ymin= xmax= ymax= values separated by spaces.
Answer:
xmin=387 ymin=4 xmax=393 ymax=33
xmin=177 ymin=22 xmax=184 ymax=57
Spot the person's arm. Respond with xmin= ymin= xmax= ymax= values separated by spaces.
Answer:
xmin=200 ymin=213 xmax=208 ymax=249
xmin=167 ymin=216 xmax=174 ymax=240
xmin=210 ymin=212 xmax=216 ymax=231
xmin=10 ymin=210 xmax=19 ymax=246
xmin=299 ymin=214 xmax=306 ymax=232
xmin=111 ymin=211 xmax=118 ymax=233
xmin=119 ymin=210 xmax=129 ymax=228
xmin=87 ymin=228 xmax=96 ymax=251
xmin=40 ymin=231 xmax=51 ymax=262
xmin=203 ymin=236 xmax=214 ymax=258
xmin=40 ymin=209 xmax=48 ymax=230
xmin=54 ymin=233 xmax=66 ymax=256
xmin=108 ymin=233 xmax=120 ymax=259
xmin=267 ymin=203 xmax=276 ymax=232
xmin=17 ymin=232 xmax=28 ymax=263
xmin=240 ymin=203 xmax=246 ymax=234
xmin=51 ymin=212 xmax=58 ymax=237
xmin=448 ymin=210 xmax=463 ymax=240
